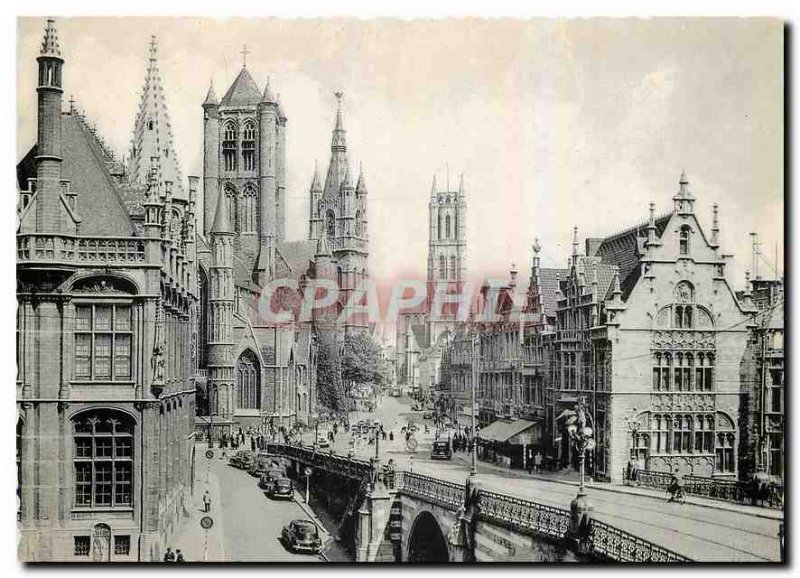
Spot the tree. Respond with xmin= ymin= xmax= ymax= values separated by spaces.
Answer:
xmin=342 ymin=332 xmax=384 ymax=388
xmin=316 ymin=330 xmax=345 ymax=414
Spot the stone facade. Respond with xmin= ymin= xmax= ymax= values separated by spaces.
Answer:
xmin=16 ymin=21 xmax=197 ymax=561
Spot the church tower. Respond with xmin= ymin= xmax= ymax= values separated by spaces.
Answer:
xmin=201 ymin=48 xmax=286 ymax=282
xmin=309 ymin=93 xmax=369 ymax=333
xmin=207 ymin=193 xmax=236 ymax=425
xmin=427 ymin=172 xmax=467 ymax=340
xmin=127 ymin=36 xmax=185 ymax=201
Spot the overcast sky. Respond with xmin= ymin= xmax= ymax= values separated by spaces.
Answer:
xmin=17 ymin=17 xmax=784 ymax=293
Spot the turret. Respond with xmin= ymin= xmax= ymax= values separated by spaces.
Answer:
xmin=309 ymin=161 xmax=322 ymax=239
xmin=202 ymin=80 xmax=220 ymax=235
xmin=673 ymin=170 xmax=695 ymax=215
xmin=258 ymin=76 xmax=279 ymax=280
xmin=35 ymin=18 xmax=65 ymax=233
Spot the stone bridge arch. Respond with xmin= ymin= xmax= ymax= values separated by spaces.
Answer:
xmin=407 ymin=510 xmax=451 ymax=562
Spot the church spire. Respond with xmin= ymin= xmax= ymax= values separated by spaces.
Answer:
xmin=322 ymin=91 xmax=349 ymax=198
xmin=41 ymin=18 xmax=61 ymax=56
xmin=203 ymin=80 xmax=218 ymax=106
xmin=261 ymin=76 xmax=277 ymax=104
xmin=673 ymin=170 xmax=695 ymax=214
xmin=430 ymin=174 xmax=437 ymax=198
xmin=310 ymin=160 xmax=322 ymax=192
xmin=332 ymin=91 xmax=346 ymax=151
xmin=210 ymin=191 xmax=233 ymax=234
xmin=127 ymin=35 xmax=186 ymax=199
xmin=356 ymin=164 xmax=367 ymax=195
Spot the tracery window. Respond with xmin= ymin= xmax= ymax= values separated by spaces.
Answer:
xmin=679 ymin=225 xmax=691 ymax=255
xmin=222 ymin=122 xmax=237 ymax=172
xmin=445 ymin=214 xmax=451 ymax=238
xmin=326 ymin=211 xmax=336 ymax=238
xmin=241 ymin=185 xmax=257 ymax=232
xmin=242 ymin=121 xmax=256 ymax=171
xmin=440 ymin=255 xmax=447 ymax=279
xmin=236 ymin=350 xmax=260 ymax=409
xmin=73 ymin=410 xmax=133 ymax=508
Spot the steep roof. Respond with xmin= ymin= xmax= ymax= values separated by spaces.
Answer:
xmin=219 ymin=67 xmax=262 ymax=108
xmin=594 ymin=213 xmax=672 ymax=300
xmin=538 ymin=267 xmax=568 ymax=317
xmin=17 ymin=112 xmax=136 ymax=236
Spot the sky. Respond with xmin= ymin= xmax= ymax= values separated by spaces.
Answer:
xmin=16 ymin=17 xmax=784 ymax=295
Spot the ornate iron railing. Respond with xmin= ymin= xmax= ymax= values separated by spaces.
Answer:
xmin=265 ymin=443 xmax=372 ymax=480
xmin=396 ymin=471 xmax=464 ymax=511
xmin=18 ymin=234 xmax=146 ymax=264
xmin=632 ymin=468 xmax=783 ymax=508
xmin=588 ymin=519 xmax=690 ymax=562
xmin=623 ymin=470 xmax=783 ymax=507
xmin=476 ymin=490 xmax=570 ymax=540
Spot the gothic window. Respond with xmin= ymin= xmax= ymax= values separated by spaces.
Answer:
xmin=222 ymin=122 xmax=237 ymax=172
xmin=198 ymin=268 xmax=209 ymax=370
xmin=74 ymin=304 xmax=132 ymax=381
xmin=679 ymin=225 xmax=691 ymax=255
xmin=337 ymin=267 xmax=343 ymax=289
xmin=652 ymin=353 xmax=671 ymax=391
xmin=326 ymin=210 xmax=336 ymax=238
xmin=440 ymin=255 xmax=447 ymax=279
xmin=694 ymin=415 xmax=714 ymax=453
xmin=224 ymin=185 xmax=236 ymax=231
xmin=73 ymin=410 xmax=134 ymax=508
xmin=241 ymin=185 xmax=257 ymax=232
xmin=450 ymin=256 xmax=457 ymax=280
xmin=672 ymin=415 xmax=693 ymax=454
xmin=242 ymin=121 xmax=256 ymax=171
xmin=652 ymin=415 xmax=670 ymax=453
xmin=715 ymin=432 xmax=736 ymax=473
xmin=445 ymin=214 xmax=451 ymax=238
xmin=769 ymin=365 xmax=783 ymax=413
xmin=355 ymin=210 xmax=362 ymax=237
xmin=694 ymin=353 xmax=714 ymax=391
xmin=438 ymin=211 xmax=443 ymax=240
xmin=236 ymin=350 xmax=260 ymax=410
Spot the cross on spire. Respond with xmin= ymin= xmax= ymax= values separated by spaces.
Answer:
xmin=241 ymin=44 xmax=250 ymax=68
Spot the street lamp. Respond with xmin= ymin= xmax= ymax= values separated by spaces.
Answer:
xmin=470 ymin=330 xmax=479 ymax=478
xmin=566 ymin=396 xmax=595 ymax=549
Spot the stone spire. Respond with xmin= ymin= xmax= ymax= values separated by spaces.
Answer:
xmin=310 ymin=160 xmax=322 ymax=192
xmin=356 ymin=164 xmax=367 ymax=195
xmin=673 ymin=170 xmax=695 ymax=214
xmin=322 ymin=91 xmax=349 ymax=198
xmin=261 ymin=76 xmax=277 ymax=104
xmin=430 ymin=174 xmax=438 ymax=197
xmin=210 ymin=191 xmax=232 ymax=234
xmin=572 ymin=226 xmax=579 ymax=261
xmin=203 ymin=80 xmax=218 ymax=106
xmin=458 ymin=173 xmax=465 ymax=197
xmin=41 ymin=18 xmax=61 ymax=56
xmin=127 ymin=35 xmax=186 ymax=199
xmin=711 ymin=203 xmax=720 ymax=248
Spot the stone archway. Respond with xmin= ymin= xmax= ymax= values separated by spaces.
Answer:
xmin=407 ymin=511 xmax=449 ymax=562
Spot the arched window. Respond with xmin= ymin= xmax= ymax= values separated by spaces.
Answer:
xmin=450 ymin=256 xmax=457 ymax=280
xmin=242 ymin=121 xmax=256 ymax=171
xmin=326 ymin=211 xmax=336 ymax=238
xmin=337 ymin=267 xmax=343 ymax=289
xmin=241 ymin=185 xmax=257 ymax=232
xmin=73 ymin=410 xmax=134 ymax=508
xmin=236 ymin=350 xmax=260 ymax=410
xmin=679 ymin=225 xmax=691 ymax=255
xmin=438 ymin=211 xmax=443 ymax=240
xmin=223 ymin=185 xmax=236 ymax=231
xmin=440 ymin=255 xmax=447 ymax=279
xmin=355 ymin=210 xmax=362 ymax=237
xmin=445 ymin=214 xmax=451 ymax=238
xmin=222 ymin=122 xmax=237 ymax=172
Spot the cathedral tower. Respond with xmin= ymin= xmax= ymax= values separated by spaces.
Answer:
xmin=427 ymin=172 xmax=467 ymax=338
xmin=201 ymin=50 xmax=286 ymax=281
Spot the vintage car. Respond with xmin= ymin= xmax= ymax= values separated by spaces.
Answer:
xmin=248 ymin=457 xmax=269 ymax=478
xmin=228 ymin=450 xmax=252 ymax=469
xmin=281 ymin=519 xmax=322 ymax=553
xmin=316 ymin=432 xmax=330 ymax=448
xmin=431 ymin=440 xmax=453 ymax=460
xmin=268 ymin=476 xmax=294 ymax=500
xmin=259 ymin=465 xmax=286 ymax=490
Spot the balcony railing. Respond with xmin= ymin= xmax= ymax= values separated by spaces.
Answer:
xmin=18 ymin=234 xmax=146 ymax=264
xmin=476 ymin=490 xmax=570 ymax=540
xmin=588 ymin=519 xmax=690 ymax=562
xmin=396 ymin=471 xmax=464 ymax=511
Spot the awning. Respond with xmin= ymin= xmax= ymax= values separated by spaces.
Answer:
xmin=478 ymin=419 xmax=538 ymax=443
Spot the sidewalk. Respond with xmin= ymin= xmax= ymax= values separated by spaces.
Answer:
xmin=292 ymin=489 xmax=354 ymax=562
xmin=173 ymin=448 xmax=228 ymax=562
xmin=450 ymin=452 xmax=784 ymax=521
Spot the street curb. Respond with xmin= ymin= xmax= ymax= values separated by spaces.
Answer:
xmin=451 ymin=454 xmax=783 ymax=521
xmin=291 ymin=490 xmax=337 ymax=556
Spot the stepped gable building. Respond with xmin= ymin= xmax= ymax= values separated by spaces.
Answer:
xmin=396 ymin=174 xmax=467 ymax=397
xmin=549 ymin=173 xmax=752 ymax=482
xmin=16 ymin=21 xmax=197 ymax=561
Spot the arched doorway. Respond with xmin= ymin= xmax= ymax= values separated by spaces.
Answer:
xmin=407 ymin=511 xmax=449 ymax=562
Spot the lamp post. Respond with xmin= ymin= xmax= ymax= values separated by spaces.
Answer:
xmin=470 ymin=330 xmax=479 ymax=478
xmin=626 ymin=417 xmax=640 ymax=484
xmin=566 ymin=396 xmax=595 ymax=551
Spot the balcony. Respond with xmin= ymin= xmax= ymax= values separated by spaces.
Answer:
xmin=18 ymin=234 xmax=146 ymax=265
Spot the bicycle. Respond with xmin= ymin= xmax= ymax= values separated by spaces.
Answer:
xmin=666 ymin=486 xmax=686 ymax=504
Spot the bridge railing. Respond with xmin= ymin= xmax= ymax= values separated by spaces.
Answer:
xmin=395 ymin=471 xmax=464 ymax=511
xmin=629 ymin=468 xmax=783 ymax=508
xmin=588 ymin=519 xmax=691 ymax=562
xmin=265 ymin=443 xmax=373 ymax=480
xmin=476 ymin=490 xmax=570 ymax=541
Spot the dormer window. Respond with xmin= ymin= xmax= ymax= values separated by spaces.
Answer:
xmin=679 ymin=226 xmax=691 ymax=255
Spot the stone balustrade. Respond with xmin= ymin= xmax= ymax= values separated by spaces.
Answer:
xmin=18 ymin=234 xmax=146 ymax=264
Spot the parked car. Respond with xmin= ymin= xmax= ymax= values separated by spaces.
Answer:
xmin=281 ymin=519 xmax=322 ymax=553
xmin=228 ymin=450 xmax=253 ymax=469
xmin=316 ymin=432 xmax=330 ymax=448
xmin=259 ymin=466 xmax=285 ymax=490
xmin=431 ymin=440 xmax=452 ymax=460
xmin=248 ymin=458 xmax=268 ymax=477
xmin=268 ymin=476 xmax=294 ymax=500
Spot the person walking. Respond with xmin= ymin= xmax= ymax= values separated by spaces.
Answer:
xmin=202 ymin=490 xmax=211 ymax=513
xmin=251 ymin=436 xmax=256 ymax=452
xmin=175 ymin=549 xmax=185 ymax=562
xmin=534 ymin=451 xmax=543 ymax=474
xmin=163 ymin=547 xmax=175 ymax=562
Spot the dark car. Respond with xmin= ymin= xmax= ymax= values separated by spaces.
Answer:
xmin=259 ymin=467 xmax=285 ymax=490
xmin=281 ymin=519 xmax=322 ymax=553
xmin=268 ymin=476 xmax=294 ymax=500
xmin=229 ymin=450 xmax=253 ymax=469
xmin=431 ymin=440 xmax=452 ymax=460
xmin=248 ymin=459 xmax=268 ymax=477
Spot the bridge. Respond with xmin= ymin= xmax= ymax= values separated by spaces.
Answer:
xmin=267 ymin=444 xmax=705 ymax=562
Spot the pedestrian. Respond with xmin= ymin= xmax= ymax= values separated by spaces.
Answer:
xmin=175 ymin=549 xmax=185 ymax=562
xmin=202 ymin=490 xmax=211 ymax=513
xmin=251 ymin=436 xmax=256 ymax=452
xmin=163 ymin=547 xmax=175 ymax=562
xmin=389 ymin=430 xmax=394 ymax=441
xmin=534 ymin=451 xmax=542 ymax=474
